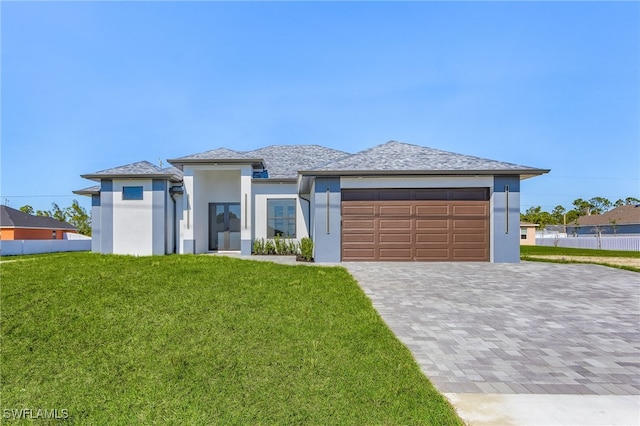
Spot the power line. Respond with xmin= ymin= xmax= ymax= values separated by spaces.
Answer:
xmin=0 ymin=195 xmax=77 ymax=198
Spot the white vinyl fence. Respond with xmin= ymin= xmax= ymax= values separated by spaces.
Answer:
xmin=0 ymin=239 xmax=91 ymax=256
xmin=536 ymin=236 xmax=640 ymax=251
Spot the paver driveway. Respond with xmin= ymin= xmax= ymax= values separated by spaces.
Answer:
xmin=343 ymin=261 xmax=640 ymax=396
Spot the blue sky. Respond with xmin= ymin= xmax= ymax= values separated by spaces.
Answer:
xmin=2 ymin=1 xmax=638 ymax=215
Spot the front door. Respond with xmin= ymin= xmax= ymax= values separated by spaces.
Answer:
xmin=209 ymin=203 xmax=241 ymax=251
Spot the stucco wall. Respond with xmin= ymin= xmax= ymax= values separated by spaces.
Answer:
xmin=492 ymin=176 xmax=521 ymax=262
xmin=252 ymin=181 xmax=309 ymax=243
xmin=112 ymin=179 xmax=154 ymax=255
xmin=313 ymin=177 xmax=341 ymax=263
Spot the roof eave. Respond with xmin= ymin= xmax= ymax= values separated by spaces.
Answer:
xmin=252 ymin=177 xmax=297 ymax=183
xmin=299 ymin=169 xmax=551 ymax=178
xmin=80 ymin=173 xmax=181 ymax=182
xmin=73 ymin=189 xmax=100 ymax=196
xmin=167 ymin=158 xmax=266 ymax=168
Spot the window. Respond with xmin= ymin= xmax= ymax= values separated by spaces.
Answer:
xmin=123 ymin=186 xmax=144 ymax=200
xmin=267 ymin=199 xmax=296 ymax=238
xmin=520 ymin=228 xmax=528 ymax=240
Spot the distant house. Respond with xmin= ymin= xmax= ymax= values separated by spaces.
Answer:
xmin=519 ymin=222 xmax=539 ymax=245
xmin=566 ymin=205 xmax=640 ymax=236
xmin=0 ymin=205 xmax=77 ymax=240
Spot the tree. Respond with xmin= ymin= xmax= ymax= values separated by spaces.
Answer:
xmin=614 ymin=197 xmax=640 ymax=207
xmin=572 ymin=198 xmax=593 ymax=216
xmin=64 ymin=200 xmax=91 ymax=236
xmin=19 ymin=205 xmax=34 ymax=215
xmin=19 ymin=200 xmax=91 ymax=236
xmin=587 ymin=197 xmax=612 ymax=215
xmin=521 ymin=206 xmax=555 ymax=229
xmin=551 ymin=205 xmax=566 ymax=224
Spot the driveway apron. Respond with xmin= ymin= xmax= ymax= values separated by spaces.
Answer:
xmin=343 ymin=261 xmax=640 ymax=425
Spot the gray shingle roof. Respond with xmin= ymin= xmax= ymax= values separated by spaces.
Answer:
xmin=72 ymin=185 xmax=101 ymax=196
xmin=81 ymin=161 xmax=182 ymax=181
xmin=171 ymin=148 xmax=250 ymax=160
xmin=1 ymin=205 xmax=76 ymax=230
xmin=169 ymin=145 xmax=350 ymax=179
xmin=310 ymin=141 xmax=545 ymax=175
xmin=247 ymin=145 xmax=350 ymax=179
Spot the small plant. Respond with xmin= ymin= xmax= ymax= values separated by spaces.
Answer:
xmin=273 ymin=235 xmax=286 ymax=254
xmin=265 ymin=239 xmax=276 ymax=255
xmin=253 ymin=238 xmax=266 ymax=255
xmin=253 ymin=237 xmax=300 ymax=255
xmin=299 ymin=237 xmax=314 ymax=262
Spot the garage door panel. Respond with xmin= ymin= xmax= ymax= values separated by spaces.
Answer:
xmin=416 ymin=219 xmax=449 ymax=229
xmin=416 ymin=205 xmax=449 ymax=216
xmin=452 ymin=248 xmax=488 ymax=260
xmin=453 ymin=233 xmax=487 ymax=243
xmin=342 ymin=205 xmax=375 ymax=216
xmin=416 ymin=233 xmax=450 ymax=243
xmin=379 ymin=248 xmax=413 ymax=259
xmin=379 ymin=205 xmax=412 ymax=216
xmin=343 ymin=219 xmax=375 ymax=230
xmin=342 ymin=190 xmax=489 ymax=261
xmin=342 ymin=233 xmax=375 ymax=243
xmin=343 ymin=248 xmax=376 ymax=260
xmin=415 ymin=248 xmax=450 ymax=260
xmin=453 ymin=219 xmax=487 ymax=229
xmin=379 ymin=233 xmax=412 ymax=243
xmin=380 ymin=219 xmax=412 ymax=230
xmin=453 ymin=205 xmax=488 ymax=216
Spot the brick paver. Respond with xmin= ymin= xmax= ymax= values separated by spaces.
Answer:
xmin=343 ymin=261 xmax=640 ymax=395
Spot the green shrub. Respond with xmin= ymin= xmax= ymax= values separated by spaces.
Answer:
xmin=265 ymin=239 xmax=276 ymax=255
xmin=253 ymin=238 xmax=266 ymax=255
xmin=300 ymin=237 xmax=314 ymax=261
xmin=253 ymin=238 xmax=300 ymax=256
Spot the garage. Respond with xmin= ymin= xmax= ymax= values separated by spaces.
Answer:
xmin=341 ymin=188 xmax=490 ymax=261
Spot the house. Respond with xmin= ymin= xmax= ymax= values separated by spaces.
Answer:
xmin=0 ymin=205 xmax=77 ymax=240
xmin=519 ymin=222 xmax=539 ymax=245
xmin=566 ymin=205 xmax=640 ymax=236
xmin=74 ymin=141 xmax=549 ymax=262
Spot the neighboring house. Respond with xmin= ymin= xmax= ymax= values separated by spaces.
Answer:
xmin=566 ymin=205 xmax=640 ymax=236
xmin=74 ymin=141 xmax=549 ymax=262
xmin=519 ymin=222 xmax=539 ymax=245
xmin=0 ymin=205 xmax=77 ymax=240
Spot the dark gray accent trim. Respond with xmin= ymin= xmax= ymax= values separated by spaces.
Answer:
xmin=494 ymin=176 xmax=520 ymax=192
xmin=92 ymin=194 xmax=100 ymax=207
xmin=152 ymin=179 xmax=167 ymax=191
xmin=101 ymin=179 xmax=113 ymax=192
xmin=100 ymin=188 xmax=113 ymax=253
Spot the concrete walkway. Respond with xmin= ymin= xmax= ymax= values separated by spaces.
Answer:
xmin=343 ymin=261 xmax=640 ymax=425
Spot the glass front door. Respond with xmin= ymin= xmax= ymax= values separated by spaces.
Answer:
xmin=209 ymin=203 xmax=241 ymax=251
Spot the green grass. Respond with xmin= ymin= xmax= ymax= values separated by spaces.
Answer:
xmin=521 ymin=245 xmax=640 ymax=272
xmin=520 ymin=245 xmax=640 ymax=258
xmin=1 ymin=253 xmax=462 ymax=425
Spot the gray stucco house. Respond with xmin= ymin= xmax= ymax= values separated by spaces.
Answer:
xmin=74 ymin=141 xmax=549 ymax=262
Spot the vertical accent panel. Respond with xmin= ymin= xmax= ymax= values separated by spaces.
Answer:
xmin=100 ymin=179 xmax=113 ymax=254
xmin=313 ymin=177 xmax=341 ymax=262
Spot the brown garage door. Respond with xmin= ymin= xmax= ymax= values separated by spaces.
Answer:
xmin=341 ymin=188 xmax=489 ymax=261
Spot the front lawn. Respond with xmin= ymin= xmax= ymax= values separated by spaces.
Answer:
xmin=1 ymin=253 xmax=462 ymax=425
xmin=521 ymin=245 xmax=640 ymax=272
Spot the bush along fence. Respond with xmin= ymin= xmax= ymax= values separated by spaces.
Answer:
xmin=253 ymin=236 xmax=314 ymax=262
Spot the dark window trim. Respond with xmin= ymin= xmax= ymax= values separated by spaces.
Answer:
xmin=267 ymin=198 xmax=297 ymax=238
xmin=122 ymin=186 xmax=144 ymax=201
